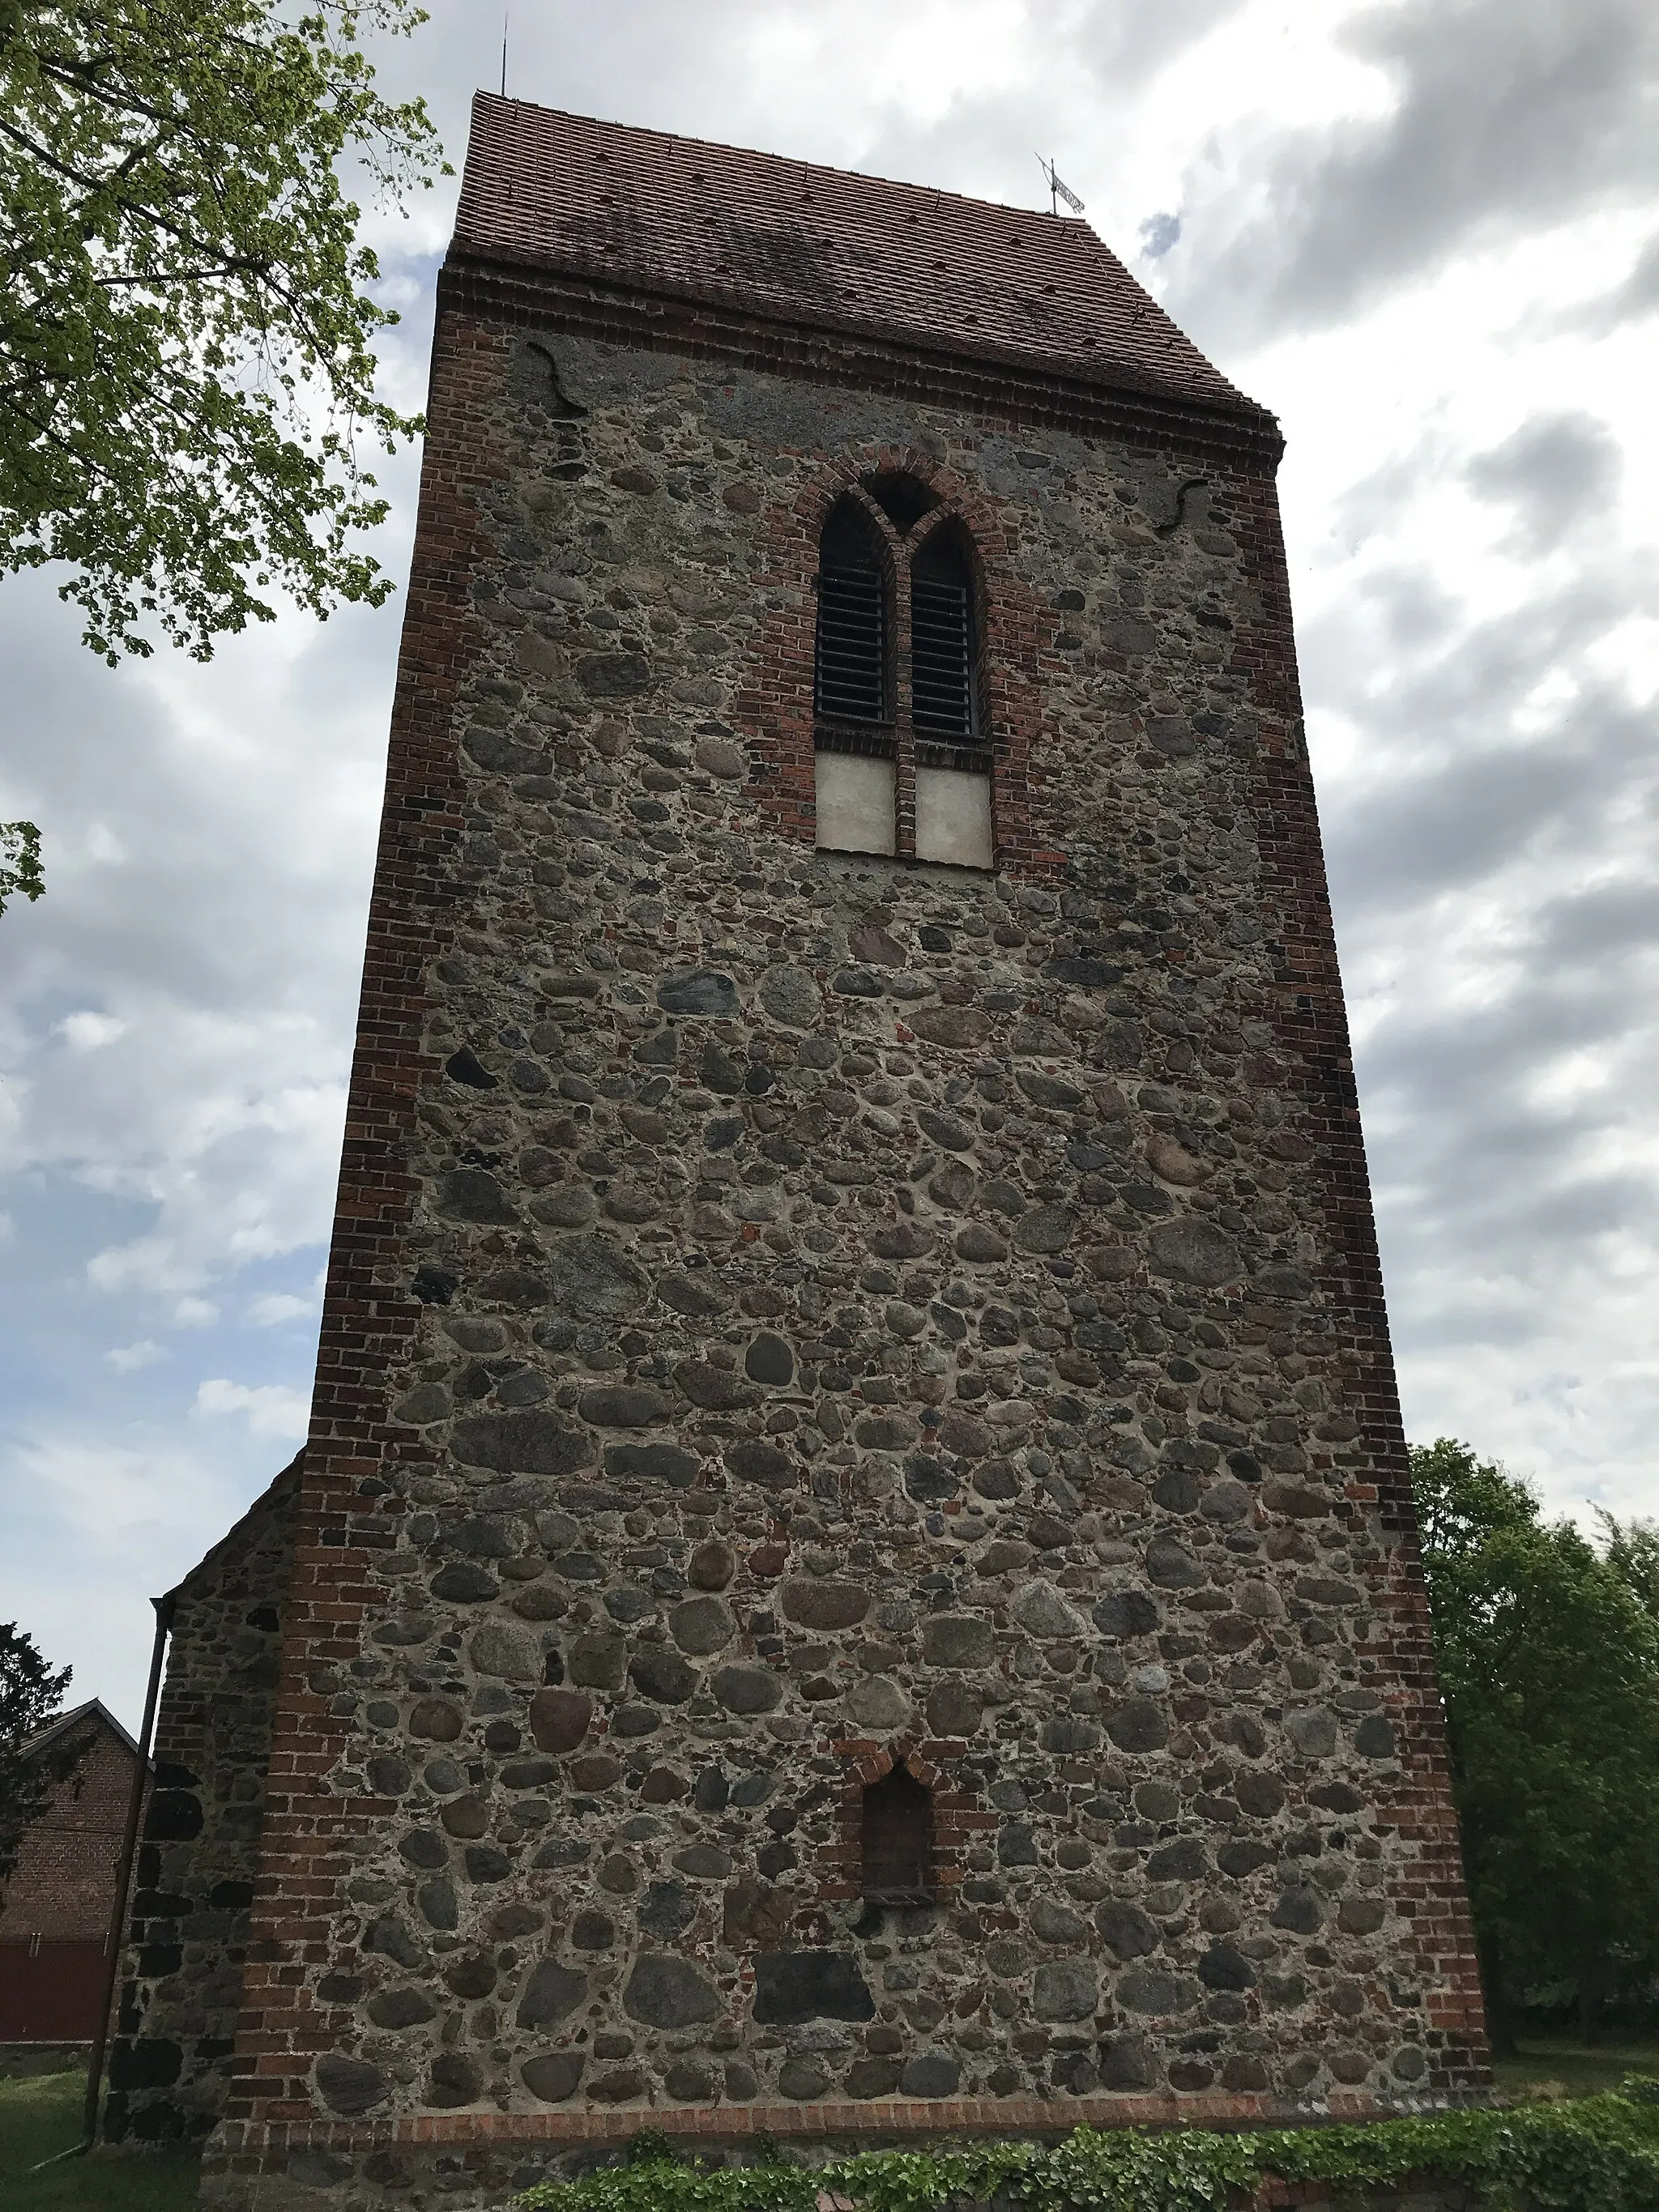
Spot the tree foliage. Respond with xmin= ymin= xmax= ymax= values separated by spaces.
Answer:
xmin=0 ymin=0 xmax=444 ymax=665
xmin=510 ymin=2100 xmax=1659 ymax=2212
xmin=0 ymin=818 xmax=44 ymax=918
xmin=0 ymin=1620 xmax=79 ymax=1895
xmin=1410 ymin=1438 xmax=1659 ymax=2046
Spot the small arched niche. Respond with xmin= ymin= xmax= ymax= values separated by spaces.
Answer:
xmin=859 ymin=1761 xmax=936 ymax=1904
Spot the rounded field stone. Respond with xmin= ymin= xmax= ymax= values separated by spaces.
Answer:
xmin=604 ymin=1441 xmax=701 ymax=1485
xmin=657 ymin=969 xmax=738 ymax=1016
xmin=670 ymin=1596 xmax=736 ymax=1654
xmin=845 ymin=1675 xmax=911 ymax=1729
xmin=782 ymin=1579 xmax=870 ymax=1631
xmin=1095 ymin=1901 xmax=1159 ymax=1959
xmin=442 ymin=1953 xmax=498 ymax=1998
xmin=1116 ymin=1967 xmax=1198 ymax=2015
xmin=744 ymin=1332 xmax=795 ymax=1384
xmin=1146 ymin=1537 xmax=1204 ymax=1588
xmin=1197 ymin=1946 xmax=1255 ymax=1992
xmin=624 ymin=1954 xmax=720 ymax=2028
xmin=1235 ymin=1771 xmax=1286 ymax=1818
xmin=757 ymin=965 xmax=821 ymax=1025
xmin=666 ymin=2056 xmax=720 ymax=2100
xmin=521 ymin=2052 xmax=585 ymax=2103
xmin=1013 ymin=1205 xmax=1076 ymax=1253
xmin=1011 ymin=1582 xmax=1086 ymax=1639
xmin=366 ymin=1987 xmax=435 ymax=2029
xmin=711 ymin=1664 xmax=783 ymax=1714
xmin=639 ymin=1881 xmax=697 ymax=1937
xmin=689 ymin=1541 xmax=736 ymax=1591
xmin=1103 ymin=1698 xmax=1168 ymax=1753
xmin=430 ymin=1562 xmax=497 ymax=1603
xmin=922 ymin=1614 xmax=993 ymax=1669
xmin=629 ymin=1650 xmax=697 ymax=1703
xmin=1033 ymin=1960 xmax=1098 ymax=2021
xmin=315 ymin=2056 xmax=388 ymax=2116
xmin=408 ymin=1698 xmax=463 ymax=1741
xmin=516 ymin=1961 xmax=588 ymax=2029
xmin=1273 ymin=1886 xmax=1325 ymax=1934
xmin=925 ymin=1681 xmax=983 ymax=1735
xmin=527 ymin=1688 xmax=592 ymax=1754
xmin=1337 ymin=1895 xmax=1388 ymax=1934
xmin=955 ymin=1224 xmax=1009 ymax=1263
xmin=1030 ymin=1899 xmax=1088 ymax=1946
xmin=900 ymin=2051 xmax=961 ymax=2097
xmin=1284 ymin=1707 xmax=1338 ymax=1757
xmin=450 ymin=1410 xmax=594 ymax=1478
xmin=778 ymin=2054 xmax=830 ymax=2099
xmin=753 ymin=1951 xmax=874 ymax=2025
xmin=726 ymin=1439 xmax=792 ymax=1485
xmin=1146 ymin=1218 xmax=1242 ymax=1288
xmin=578 ymin=1385 xmax=672 ymax=1426
xmin=467 ymin=1624 xmax=541 ymax=1681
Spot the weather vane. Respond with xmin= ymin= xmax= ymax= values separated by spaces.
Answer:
xmin=1035 ymin=155 xmax=1085 ymax=218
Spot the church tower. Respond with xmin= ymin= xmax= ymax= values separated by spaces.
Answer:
xmin=110 ymin=98 xmax=1490 ymax=2203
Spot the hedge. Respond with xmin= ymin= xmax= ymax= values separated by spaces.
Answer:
xmin=515 ymin=2081 xmax=1659 ymax=2212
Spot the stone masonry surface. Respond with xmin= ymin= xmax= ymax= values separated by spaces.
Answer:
xmin=168 ymin=141 xmax=1489 ymax=2209
xmin=106 ymin=1460 xmax=301 ymax=2142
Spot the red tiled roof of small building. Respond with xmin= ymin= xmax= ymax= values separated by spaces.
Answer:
xmin=452 ymin=95 xmax=1269 ymax=429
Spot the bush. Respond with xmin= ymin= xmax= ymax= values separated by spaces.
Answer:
xmin=515 ymin=2091 xmax=1659 ymax=2212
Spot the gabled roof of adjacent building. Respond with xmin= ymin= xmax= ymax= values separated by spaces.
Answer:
xmin=451 ymin=95 xmax=1269 ymax=430
xmin=20 ymin=1698 xmax=142 ymax=1766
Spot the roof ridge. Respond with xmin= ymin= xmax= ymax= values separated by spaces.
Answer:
xmin=19 ymin=1696 xmax=143 ymax=1763
xmin=450 ymin=96 xmax=1271 ymax=433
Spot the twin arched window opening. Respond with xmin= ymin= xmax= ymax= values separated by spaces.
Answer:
xmin=812 ymin=479 xmax=993 ymax=869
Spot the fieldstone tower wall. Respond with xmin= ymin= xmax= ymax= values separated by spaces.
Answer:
xmin=182 ymin=98 xmax=1486 ymax=2209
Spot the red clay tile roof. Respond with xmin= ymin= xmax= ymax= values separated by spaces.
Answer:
xmin=452 ymin=95 xmax=1269 ymax=428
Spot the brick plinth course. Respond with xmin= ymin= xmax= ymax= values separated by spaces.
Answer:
xmin=128 ymin=96 xmax=1491 ymax=2210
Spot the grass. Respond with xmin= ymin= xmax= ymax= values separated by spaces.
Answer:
xmin=1493 ymin=2033 xmax=1659 ymax=2103
xmin=0 ymin=2071 xmax=198 ymax=2212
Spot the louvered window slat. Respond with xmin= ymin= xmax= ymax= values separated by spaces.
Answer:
xmin=911 ymin=576 xmax=974 ymax=739
xmin=815 ymin=567 xmax=886 ymax=721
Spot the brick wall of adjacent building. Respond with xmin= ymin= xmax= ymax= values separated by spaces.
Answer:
xmin=189 ymin=256 xmax=1487 ymax=2210
xmin=2 ymin=1722 xmax=134 ymax=1944
xmin=0 ymin=1716 xmax=137 ymax=2047
xmin=101 ymin=1457 xmax=301 ymax=2144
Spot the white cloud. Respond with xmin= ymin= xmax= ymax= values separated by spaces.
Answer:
xmin=2 ymin=0 xmax=1658 ymax=1726
xmin=192 ymin=1379 xmax=312 ymax=1442
xmin=106 ymin=1340 xmax=165 ymax=1371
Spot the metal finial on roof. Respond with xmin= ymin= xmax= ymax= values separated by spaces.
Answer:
xmin=1036 ymin=155 xmax=1085 ymax=218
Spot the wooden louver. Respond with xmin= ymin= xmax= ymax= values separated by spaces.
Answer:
xmin=911 ymin=573 xmax=975 ymax=739
xmin=815 ymin=502 xmax=888 ymax=723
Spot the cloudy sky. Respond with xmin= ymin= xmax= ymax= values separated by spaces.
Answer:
xmin=4 ymin=0 xmax=1657 ymax=1728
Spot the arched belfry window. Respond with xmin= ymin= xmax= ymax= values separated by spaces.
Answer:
xmin=812 ymin=477 xmax=994 ymax=872
xmin=860 ymin=1762 xmax=935 ymax=1904
xmin=814 ymin=499 xmax=889 ymax=724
